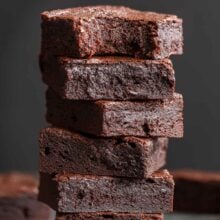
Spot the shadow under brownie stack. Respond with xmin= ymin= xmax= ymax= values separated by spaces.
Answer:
xmin=38 ymin=5 xmax=184 ymax=220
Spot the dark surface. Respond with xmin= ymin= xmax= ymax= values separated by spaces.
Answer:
xmin=0 ymin=0 xmax=220 ymax=172
xmin=39 ymin=127 xmax=167 ymax=177
xmin=41 ymin=5 xmax=182 ymax=59
xmin=46 ymin=89 xmax=183 ymax=137
xmin=56 ymin=213 xmax=163 ymax=220
xmin=172 ymin=170 xmax=220 ymax=213
xmin=41 ymin=56 xmax=175 ymax=100
xmin=39 ymin=170 xmax=174 ymax=213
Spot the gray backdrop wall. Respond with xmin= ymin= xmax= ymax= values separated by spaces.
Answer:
xmin=0 ymin=0 xmax=219 ymax=172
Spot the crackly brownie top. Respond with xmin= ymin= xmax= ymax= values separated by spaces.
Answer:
xmin=95 ymin=92 xmax=182 ymax=106
xmin=42 ymin=5 xmax=180 ymax=22
xmin=0 ymin=172 xmax=38 ymax=198
xmin=58 ymin=56 xmax=173 ymax=66
xmin=54 ymin=169 xmax=172 ymax=182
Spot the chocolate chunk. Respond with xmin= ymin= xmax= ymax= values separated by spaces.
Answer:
xmin=38 ymin=170 xmax=174 ymax=213
xmin=39 ymin=127 xmax=168 ymax=178
xmin=40 ymin=56 xmax=175 ymax=100
xmin=41 ymin=6 xmax=183 ymax=59
xmin=56 ymin=212 xmax=163 ymax=220
xmin=46 ymin=89 xmax=183 ymax=137
xmin=0 ymin=172 xmax=54 ymax=220
xmin=172 ymin=169 xmax=220 ymax=213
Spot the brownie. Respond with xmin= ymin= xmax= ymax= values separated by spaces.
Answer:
xmin=40 ymin=55 xmax=175 ymax=100
xmin=172 ymin=169 xmax=220 ymax=213
xmin=0 ymin=172 xmax=38 ymax=199
xmin=0 ymin=172 xmax=55 ymax=220
xmin=41 ymin=6 xmax=183 ymax=59
xmin=46 ymin=89 xmax=183 ymax=137
xmin=38 ymin=170 xmax=174 ymax=213
xmin=40 ymin=127 xmax=168 ymax=178
xmin=56 ymin=213 xmax=163 ymax=220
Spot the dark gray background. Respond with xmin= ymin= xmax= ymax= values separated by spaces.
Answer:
xmin=0 ymin=0 xmax=219 ymax=172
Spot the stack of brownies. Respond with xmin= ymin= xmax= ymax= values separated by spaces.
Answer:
xmin=38 ymin=5 xmax=184 ymax=220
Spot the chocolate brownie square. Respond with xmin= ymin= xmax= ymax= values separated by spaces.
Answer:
xmin=0 ymin=172 xmax=54 ymax=220
xmin=46 ymin=89 xmax=183 ymax=137
xmin=41 ymin=6 xmax=183 ymax=59
xmin=38 ymin=170 xmax=174 ymax=213
xmin=173 ymin=169 xmax=220 ymax=213
xmin=40 ymin=127 xmax=168 ymax=178
xmin=40 ymin=56 xmax=175 ymax=100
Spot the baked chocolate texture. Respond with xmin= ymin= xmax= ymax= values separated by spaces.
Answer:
xmin=46 ymin=89 xmax=183 ymax=137
xmin=38 ymin=170 xmax=174 ymax=213
xmin=41 ymin=6 xmax=183 ymax=59
xmin=40 ymin=55 xmax=175 ymax=100
xmin=56 ymin=213 xmax=163 ymax=220
xmin=173 ymin=169 xmax=220 ymax=213
xmin=0 ymin=172 xmax=55 ymax=220
xmin=40 ymin=127 xmax=168 ymax=178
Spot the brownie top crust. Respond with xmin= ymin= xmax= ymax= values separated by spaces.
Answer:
xmin=58 ymin=56 xmax=173 ymax=66
xmin=0 ymin=172 xmax=38 ymax=198
xmin=95 ymin=92 xmax=182 ymax=106
xmin=55 ymin=169 xmax=172 ymax=182
xmin=56 ymin=213 xmax=164 ymax=220
xmin=42 ymin=126 xmax=157 ymax=145
xmin=42 ymin=5 xmax=180 ymax=22
xmin=172 ymin=169 xmax=220 ymax=182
